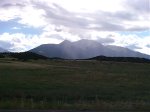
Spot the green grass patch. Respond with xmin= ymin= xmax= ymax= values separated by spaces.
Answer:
xmin=0 ymin=59 xmax=150 ymax=110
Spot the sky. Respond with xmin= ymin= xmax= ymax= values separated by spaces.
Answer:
xmin=0 ymin=0 xmax=150 ymax=54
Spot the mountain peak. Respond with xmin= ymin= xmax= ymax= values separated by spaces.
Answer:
xmin=30 ymin=39 xmax=150 ymax=59
xmin=60 ymin=40 xmax=71 ymax=45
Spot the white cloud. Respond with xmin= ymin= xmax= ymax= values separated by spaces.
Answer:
xmin=0 ymin=0 xmax=149 ymax=55
xmin=0 ymin=32 xmax=62 ymax=52
xmin=0 ymin=0 xmax=47 ymax=28
xmin=18 ymin=6 xmax=47 ymax=28
xmin=0 ymin=7 xmax=20 ymax=21
xmin=47 ymin=0 xmax=124 ymax=13
xmin=12 ymin=27 xmax=20 ymax=30
xmin=41 ymin=24 xmax=81 ymax=42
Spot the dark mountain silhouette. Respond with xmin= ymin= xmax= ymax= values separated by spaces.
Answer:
xmin=89 ymin=56 xmax=150 ymax=63
xmin=30 ymin=39 xmax=150 ymax=59
xmin=0 ymin=52 xmax=49 ymax=60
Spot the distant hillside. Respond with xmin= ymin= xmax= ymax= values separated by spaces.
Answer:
xmin=0 ymin=52 xmax=49 ymax=60
xmin=1 ymin=51 xmax=150 ymax=63
xmin=89 ymin=56 xmax=150 ymax=63
xmin=30 ymin=39 xmax=150 ymax=59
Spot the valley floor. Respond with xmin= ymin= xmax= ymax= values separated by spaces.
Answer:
xmin=0 ymin=58 xmax=150 ymax=111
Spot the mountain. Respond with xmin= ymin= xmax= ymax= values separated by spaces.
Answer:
xmin=0 ymin=47 xmax=8 ymax=52
xmin=30 ymin=39 xmax=150 ymax=59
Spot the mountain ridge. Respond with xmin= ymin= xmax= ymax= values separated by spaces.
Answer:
xmin=30 ymin=39 xmax=150 ymax=59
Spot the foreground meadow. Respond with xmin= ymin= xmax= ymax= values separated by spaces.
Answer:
xmin=0 ymin=58 xmax=150 ymax=111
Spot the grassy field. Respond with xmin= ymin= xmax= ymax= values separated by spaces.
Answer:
xmin=0 ymin=58 xmax=150 ymax=111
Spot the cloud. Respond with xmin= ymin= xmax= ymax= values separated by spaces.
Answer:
xmin=0 ymin=0 xmax=27 ymax=8
xmin=0 ymin=0 xmax=47 ymax=27
xmin=0 ymin=40 xmax=14 ymax=49
xmin=0 ymin=0 xmax=149 ymax=31
xmin=34 ymin=2 xmax=148 ymax=32
xmin=0 ymin=0 xmax=149 ymax=55
xmin=12 ymin=27 xmax=20 ymax=30
xmin=125 ymin=0 xmax=150 ymax=14
xmin=97 ymin=37 xmax=115 ymax=44
xmin=18 ymin=7 xmax=47 ymax=28
xmin=146 ymin=44 xmax=150 ymax=48
xmin=0 ymin=32 xmax=63 ymax=52
xmin=0 ymin=33 xmax=26 ymax=51
xmin=126 ymin=44 xmax=142 ymax=50
xmin=48 ymin=34 xmax=63 ymax=40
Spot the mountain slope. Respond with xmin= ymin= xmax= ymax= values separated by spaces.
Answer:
xmin=30 ymin=39 xmax=150 ymax=59
xmin=105 ymin=45 xmax=150 ymax=59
